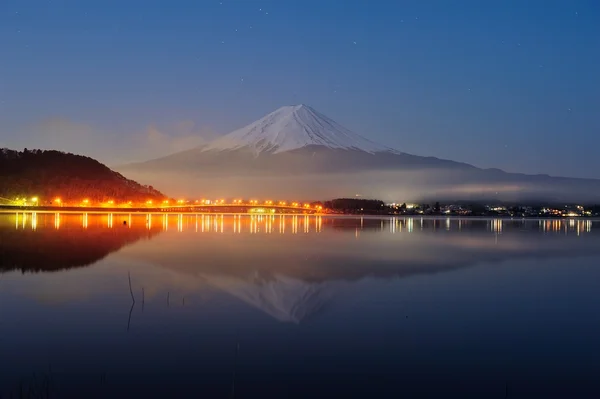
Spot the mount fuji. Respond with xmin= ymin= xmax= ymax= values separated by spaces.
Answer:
xmin=117 ymin=105 xmax=600 ymax=202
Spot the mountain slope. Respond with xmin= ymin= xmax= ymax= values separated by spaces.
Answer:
xmin=203 ymin=104 xmax=397 ymax=154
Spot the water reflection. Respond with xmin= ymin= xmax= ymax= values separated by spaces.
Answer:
xmin=1 ymin=213 xmax=161 ymax=273
xmin=3 ymin=213 xmax=600 ymax=322
xmin=2 ymin=213 xmax=600 ymax=397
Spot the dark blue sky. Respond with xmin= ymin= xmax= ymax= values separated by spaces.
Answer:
xmin=1 ymin=0 xmax=598 ymax=177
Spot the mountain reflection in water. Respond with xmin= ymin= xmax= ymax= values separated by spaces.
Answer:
xmin=1 ymin=213 xmax=599 ymax=324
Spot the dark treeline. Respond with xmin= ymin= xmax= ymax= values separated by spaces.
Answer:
xmin=322 ymin=198 xmax=600 ymax=217
xmin=324 ymin=198 xmax=387 ymax=214
xmin=0 ymin=148 xmax=166 ymax=203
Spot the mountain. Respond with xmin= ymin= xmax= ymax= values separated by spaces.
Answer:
xmin=116 ymin=105 xmax=600 ymax=202
xmin=0 ymin=148 xmax=166 ymax=204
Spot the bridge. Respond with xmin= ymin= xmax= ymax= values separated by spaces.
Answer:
xmin=155 ymin=203 xmax=319 ymax=214
xmin=0 ymin=202 xmax=320 ymax=214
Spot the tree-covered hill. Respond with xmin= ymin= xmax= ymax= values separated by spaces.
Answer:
xmin=0 ymin=148 xmax=166 ymax=204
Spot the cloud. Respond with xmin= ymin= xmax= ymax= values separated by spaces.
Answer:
xmin=1 ymin=118 xmax=217 ymax=165
xmin=131 ymin=122 xmax=216 ymax=162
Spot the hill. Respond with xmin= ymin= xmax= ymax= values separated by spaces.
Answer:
xmin=0 ymin=148 xmax=166 ymax=205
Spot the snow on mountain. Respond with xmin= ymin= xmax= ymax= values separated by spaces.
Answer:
xmin=202 ymin=104 xmax=398 ymax=155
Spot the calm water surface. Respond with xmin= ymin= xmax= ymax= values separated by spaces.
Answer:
xmin=1 ymin=213 xmax=600 ymax=398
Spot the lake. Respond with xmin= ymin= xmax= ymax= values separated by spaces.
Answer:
xmin=1 ymin=213 xmax=600 ymax=398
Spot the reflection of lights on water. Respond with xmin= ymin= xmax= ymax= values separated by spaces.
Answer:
xmin=491 ymin=219 xmax=502 ymax=233
xmin=9 ymin=213 xmax=596 ymax=236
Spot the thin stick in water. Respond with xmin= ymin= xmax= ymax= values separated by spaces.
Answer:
xmin=128 ymin=271 xmax=135 ymax=304
xmin=127 ymin=302 xmax=134 ymax=332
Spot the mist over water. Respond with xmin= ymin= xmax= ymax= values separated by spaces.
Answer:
xmin=1 ymin=213 xmax=600 ymax=398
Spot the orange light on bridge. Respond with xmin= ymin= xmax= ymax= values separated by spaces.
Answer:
xmin=163 ymin=200 xmax=169 ymax=204
xmin=265 ymin=200 xmax=273 ymax=205
xmin=82 ymin=199 xmax=89 ymax=204
xmin=107 ymin=200 xmax=114 ymax=205
xmin=177 ymin=199 xmax=185 ymax=204
xmin=279 ymin=201 xmax=287 ymax=206
xmin=54 ymin=198 xmax=61 ymax=204
xmin=292 ymin=202 xmax=299 ymax=207
xmin=304 ymin=204 xmax=310 ymax=208
xmin=146 ymin=200 xmax=153 ymax=205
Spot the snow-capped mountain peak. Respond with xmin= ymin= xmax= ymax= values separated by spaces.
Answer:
xmin=202 ymin=104 xmax=397 ymax=154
